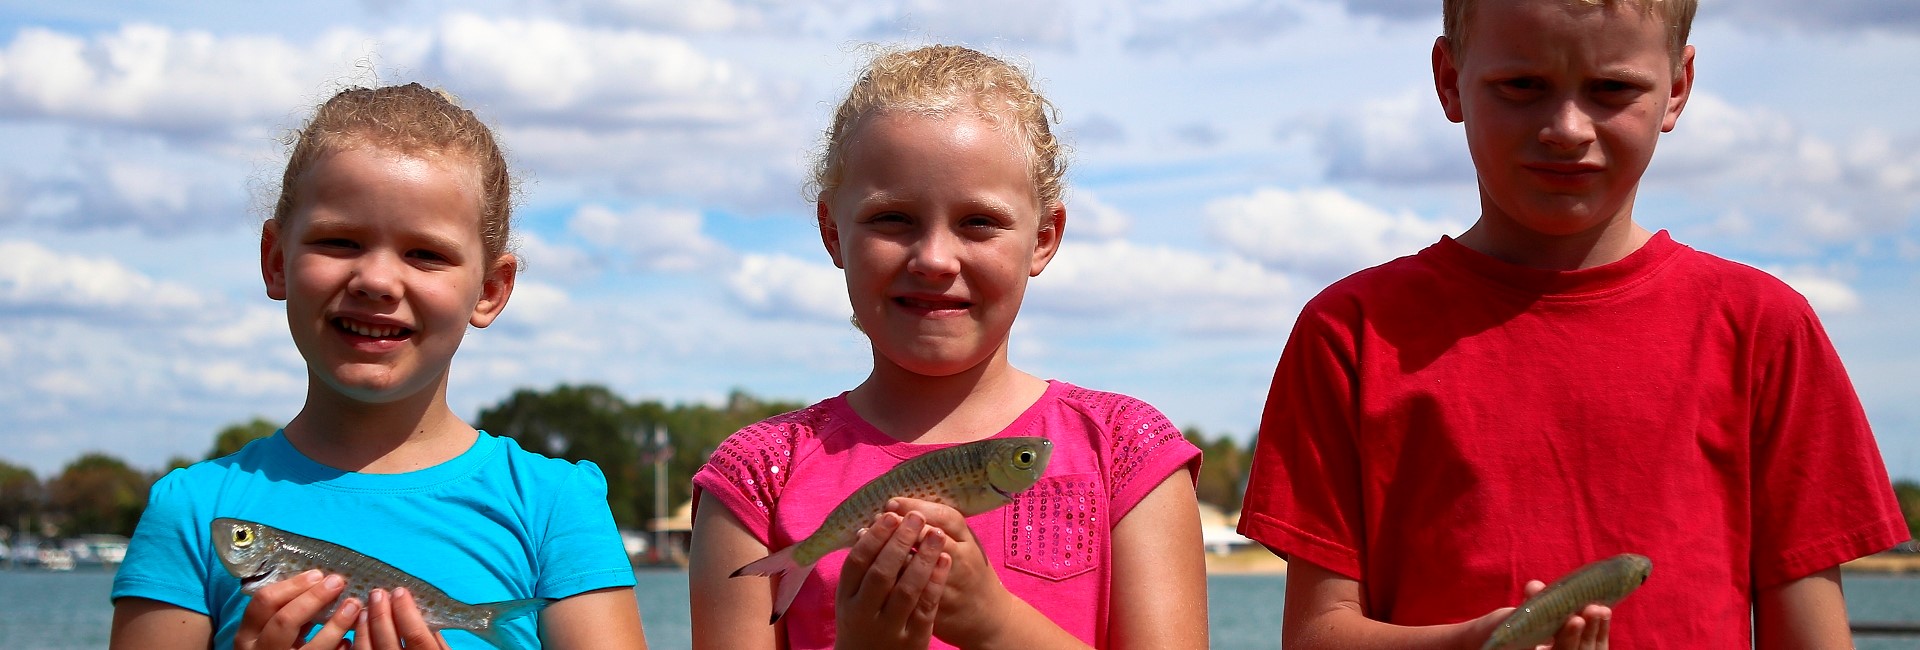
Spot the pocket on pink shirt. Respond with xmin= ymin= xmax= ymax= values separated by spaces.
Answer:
xmin=1004 ymin=473 xmax=1106 ymax=581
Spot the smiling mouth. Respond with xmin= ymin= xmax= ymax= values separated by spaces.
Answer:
xmin=334 ymin=318 xmax=412 ymax=340
xmin=894 ymin=297 xmax=970 ymax=310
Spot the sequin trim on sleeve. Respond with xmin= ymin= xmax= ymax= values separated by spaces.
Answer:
xmin=1063 ymin=386 xmax=1191 ymax=504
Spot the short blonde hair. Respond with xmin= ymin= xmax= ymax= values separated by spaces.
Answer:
xmin=1444 ymin=0 xmax=1697 ymax=71
xmin=810 ymin=45 xmax=1067 ymax=212
xmin=273 ymin=83 xmax=514 ymax=262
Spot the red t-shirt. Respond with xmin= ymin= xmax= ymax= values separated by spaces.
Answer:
xmin=1238 ymin=231 xmax=1906 ymax=646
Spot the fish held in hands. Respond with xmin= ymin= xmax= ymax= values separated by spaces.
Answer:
xmin=732 ymin=436 xmax=1053 ymax=624
xmin=1482 ymin=553 xmax=1653 ymax=650
xmin=212 ymin=517 xmax=549 ymax=650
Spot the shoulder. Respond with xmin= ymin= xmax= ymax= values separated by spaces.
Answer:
xmin=1053 ymin=383 xmax=1173 ymax=430
xmin=713 ymin=399 xmax=837 ymax=457
xmin=1295 ymin=247 xmax=1451 ymax=324
xmin=486 ymin=433 xmax=608 ymax=484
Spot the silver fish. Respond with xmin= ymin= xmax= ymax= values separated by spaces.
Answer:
xmin=731 ymin=436 xmax=1053 ymax=623
xmin=212 ymin=517 xmax=548 ymax=650
xmin=1482 ymin=553 xmax=1654 ymax=650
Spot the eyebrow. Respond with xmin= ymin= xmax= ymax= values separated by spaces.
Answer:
xmin=300 ymin=216 xmax=472 ymax=256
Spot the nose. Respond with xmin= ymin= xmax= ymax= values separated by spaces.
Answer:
xmin=1539 ymin=98 xmax=1597 ymax=151
xmin=906 ymin=225 xmax=961 ymax=279
xmin=347 ymin=251 xmax=402 ymax=302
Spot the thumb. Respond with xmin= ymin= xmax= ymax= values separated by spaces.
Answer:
xmin=1464 ymin=605 xmax=1519 ymax=648
xmin=886 ymin=498 xmax=974 ymax=542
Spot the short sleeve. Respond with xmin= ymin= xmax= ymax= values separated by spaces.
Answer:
xmin=1237 ymin=298 xmax=1367 ymax=579
xmin=535 ymin=461 xmax=639 ymax=598
xmin=1748 ymin=300 xmax=1907 ymax=588
xmin=1069 ymin=389 xmax=1202 ymax=519
xmin=112 ymin=469 xmax=213 ymax=613
xmin=691 ymin=416 xmax=803 ymax=545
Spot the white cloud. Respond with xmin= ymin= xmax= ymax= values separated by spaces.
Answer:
xmin=1764 ymin=265 xmax=1863 ymax=316
xmin=1206 ymin=187 xmax=1464 ymax=279
xmin=0 ymin=239 xmax=206 ymax=318
xmin=1124 ymin=0 xmax=1303 ymax=53
xmin=559 ymin=0 xmax=772 ymax=31
xmin=1288 ymin=91 xmax=1472 ymax=185
xmin=1065 ymin=190 xmax=1132 ymax=241
xmin=512 ymin=231 xmax=601 ymax=283
xmin=176 ymin=359 xmax=304 ymax=398
xmin=500 ymin=279 xmax=572 ymax=328
xmin=1032 ymin=239 xmax=1300 ymax=334
xmin=727 ymin=253 xmax=849 ymax=322
xmin=185 ymin=305 xmax=286 ymax=349
xmin=567 ymin=204 xmax=729 ymax=271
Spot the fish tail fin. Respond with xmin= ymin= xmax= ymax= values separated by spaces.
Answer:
xmin=468 ymin=597 xmax=554 ymax=650
xmin=731 ymin=545 xmax=812 ymax=624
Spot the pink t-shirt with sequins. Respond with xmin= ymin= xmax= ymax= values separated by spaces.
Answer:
xmin=693 ymin=380 xmax=1202 ymax=649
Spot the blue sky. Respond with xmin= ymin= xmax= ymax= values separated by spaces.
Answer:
xmin=2 ymin=0 xmax=1917 ymax=480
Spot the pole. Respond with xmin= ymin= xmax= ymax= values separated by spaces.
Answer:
xmin=653 ymin=425 xmax=669 ymax=562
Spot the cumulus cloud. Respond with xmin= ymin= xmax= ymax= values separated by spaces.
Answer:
xmin=1207 ymin=187 xmax=1464 ymax=279
xmin=726 ymin=253 xmax=849 ymax=322
xmin=1285 ymin=91 xmax=1472 ymax=185
xmin=847 ymin=0 xmax=1079 ymax=48
xmin=1655 ymin=93 xmax=1920 ymax=247
xmin=0 ymin=239 xmax=206 ymax=319
xmin=1707 ymin=0 xmax=1920 ymax=33
xmin=551 ymin=0 xmax=775 ymax=32
xmin=1069 ymin=112 xmax=1127 ymax=149
xmin=1124 ymin=0 xmax=1303 ymax=53
xmin=1032 ymin=239 xmax=1300 ymax=334
xmin=567 ymin=204 xmax=729 ymax=271
xmin=1755 ymin=264 xmax=1864 ymax=315
xmin=1065 ymin=190 xmax=1132 ymax=241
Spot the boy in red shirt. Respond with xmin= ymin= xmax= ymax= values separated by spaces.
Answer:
xmin=1237 ymin=0 xmax=1908 ymax=647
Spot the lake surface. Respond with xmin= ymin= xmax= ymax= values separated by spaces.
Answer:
xmin=5 ymin=568 xmax=1917 ymax=649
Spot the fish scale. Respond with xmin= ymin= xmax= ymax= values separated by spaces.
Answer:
xmin=1482 ymin=553 xmax=1654 ymax=650
xmin=211 ymin=518 xmax=549 ymax=650
xmin=733 ymin=436 xmax=1053 ymax=623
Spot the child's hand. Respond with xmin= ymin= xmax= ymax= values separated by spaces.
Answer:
xmin=350 ymin=587 xmax=452 ymax=650
xmin=834 ymin=511 xmax=952 ymax=650
xmin=1468 ymin=579 xmax=1614 ymax=650
xmin=234 ymin=570 xmax=361 ymax=650
xmin=883 ymin=498 xmax=1019 ymax=649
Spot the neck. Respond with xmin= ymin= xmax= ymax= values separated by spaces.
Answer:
xmin=1458 ymin=197 xmax=1654 ymax=271
xmin=283 ymin=373 xmax=476 ymax=474
xmin=848 ymin=343 xmax=1048 ymax=445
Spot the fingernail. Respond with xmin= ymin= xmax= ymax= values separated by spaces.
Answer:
xmin=370 ymin=588 xmax=385 ymax=604
xmin=394 ymin=587 xmax=410 ymax=600
xmin=885 ymin=499 xmax=902 ymax=512
xmin=301 ymin=569 xmax=323 ymax=583
xmin=323 ymin=574 xmax=344 ymax=589
xmin=340 ymin=598 xmax=362 ymax=617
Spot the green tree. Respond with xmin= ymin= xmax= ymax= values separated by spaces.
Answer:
xmin=0 ymin=459 xmax=41 ymax=534
xmin=1183 ymin=428 xmax=1256 ymax=512
xmin=46 ymin=453 xmax=149 ymax=536
xmin=479 ymin=385 xmax=646 ymax=527
xmin=207 ymin=417 xmax=280 ymax=460
xmin=1894 ymin=479 xmax=1920 ymax=541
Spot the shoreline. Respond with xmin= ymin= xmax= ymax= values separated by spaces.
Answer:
xmin=1202 ymin=549 xmax=1920 ymax=576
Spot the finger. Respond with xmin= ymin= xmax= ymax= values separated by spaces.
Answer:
xmin=887 ymin=498 xmax=973 ymax=543
xmin=352 ymin=604 xmax=370 ymax=650
xmin=880 ymin=526 xmax=947 ymax=625
xmin=852 ymin=512 xmax=925 ymax=612
xmin=266 ymin=573 xmax=348 ymax=650
xmin=1522 ymin=579 xmax=1547 ymax=598
xmin=838 ymin=513 xmax=904 ymax=601
xmin=392 ymin=588 xmax=446 ymax=650
xmin=300 ymin=597 xmax=362 ymax=650
xmin=365 ymin=589 xmax=400 ymax=650
xmin=1551 ymin=611 xmax=1587 ymax=650
xmin=1582 ymin=604 xmax=1611 ymax=650
xmin=907 ymin=553 xmax=952 ymax=647
xmin=237 ymin=570 xmax=324 ymax=648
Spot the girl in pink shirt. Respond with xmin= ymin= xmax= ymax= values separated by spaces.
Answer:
xmin=688 ymin=45 xmax=1208 ymax=650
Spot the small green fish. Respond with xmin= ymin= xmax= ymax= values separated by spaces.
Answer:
xmin=212 ymin=517 xmax=549 ymax=650
xmin=732 ymin=436 xmax=1053 ymax=623
xmin=1482 ymin=553 xmax=1654 ymax=650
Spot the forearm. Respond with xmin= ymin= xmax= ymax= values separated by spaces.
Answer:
xmin=1284 ymin=558 xmax=1486 ymax=650
xmin=946 ymin=595 xmax=1091 ymax=650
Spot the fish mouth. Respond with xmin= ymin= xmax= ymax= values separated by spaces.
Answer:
xmin=237 ymin=563 xmax=277 ymax=593
xmin=991 ymin=485 xmax=1015 ymax=501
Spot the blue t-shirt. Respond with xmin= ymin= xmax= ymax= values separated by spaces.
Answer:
xmin=112 ymin=430 xmax=637 ymax=649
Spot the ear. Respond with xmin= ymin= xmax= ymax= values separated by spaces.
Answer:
xmin=1661 ymin=44 xmax=1696 ymax=133
xmin=1029 ymin=203 xmax=1066 ymax=277
xmin=1432 ymin=36 xmax=1465 ymax=124
xmin=260 ymin=219 xmax=288 ymax=301
xmin=470 ymin=253 xmax=517 ymax=328
xmin=817 ymin=200 xmax=845 ymax=269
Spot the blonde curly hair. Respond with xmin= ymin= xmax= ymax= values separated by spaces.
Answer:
xmin=272 ymin=83 xmax=514 ymax=263
xmin=809 ymin=45 xmax=1067 ymax=213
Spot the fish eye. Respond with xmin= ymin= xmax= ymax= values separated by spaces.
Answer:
xmin=232 ymin=529 xmax=254 ymax=547
xmin=1015 ymin=449 xmax=1035 ymax=468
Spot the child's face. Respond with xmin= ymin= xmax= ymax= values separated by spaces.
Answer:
xmin=1435 ymin=0 xmax=1693 ymax=238
xmin=261 ymin=145 xmax=514 ymax=405
xmin=818 ymin=110 xmax=1063 ymax=378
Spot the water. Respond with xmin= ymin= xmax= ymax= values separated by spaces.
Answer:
xmin=5 ymin=568 xmax=1917 ymax=649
